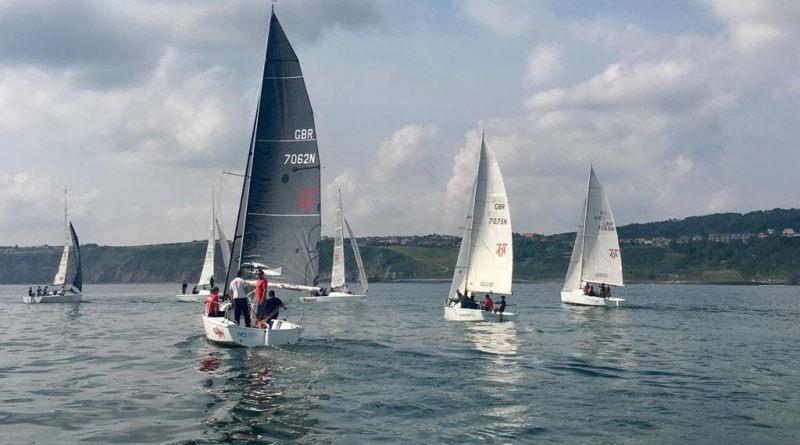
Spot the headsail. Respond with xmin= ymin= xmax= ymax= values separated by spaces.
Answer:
xmin=344 ymin=217 xmax=368 ymax=295
xmin=449 ymin=135 xmax=513 ymax=297
xmin=216 ymin=217 xmax=231 ymax=274
xmin=197 ymin=204 xmax=216 ymax=287
xmin=579 ymin=167 xmax=624 ymax=286
xmin=53 ymin=189 xmax=71 ymax=286
xmin=225 ymin=11 xmax=321 ymax=289
xmin=330 ymin=191 xmax=346 ymax=289
xmin=69 ymin=222 xmax=82 ymax=292
xmin=562 ymin=198 xmax=586 ymax=292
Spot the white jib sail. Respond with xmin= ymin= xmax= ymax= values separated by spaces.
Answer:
xmin=562 ymin=198 xmax=586 ymax=292
xmin=330 ymin=191 xmax=346 ymax=289
xmin=345 ymin=217 xmax=368 ymax=294
xmin=449 ymin=135 xmax=513 ymax=297
xmin=197 ymin=205 xmax=216 ymax=287
xmin=216 ymin=217 xmax=231 ymax=274
xmin=580 ymin=167 xmax=624 ymax=286
xmin=53 ymin=223 xmax=71 ymax=286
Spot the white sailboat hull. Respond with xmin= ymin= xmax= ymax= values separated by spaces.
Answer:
xmin=203 ymin=315 xmax=301 ymax=347
xmin=300 ymin=291 xmax=366 ymax=302
xmin=443 ymin=304 xmax=516 ymax=322
xmin=560 ymin=290 xmax=624 ymax=307
xmin=176 ymin=289 xmax=210 ymax=302
xmin=23 ymin=292 xmax=82 ymax=304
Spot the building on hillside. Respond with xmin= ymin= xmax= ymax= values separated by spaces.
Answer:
xmin=782 ymin=228 xmax=796 ymax=237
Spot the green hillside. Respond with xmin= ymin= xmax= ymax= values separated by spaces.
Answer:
xmin=2 ymin=208 xmax=799 ymax=285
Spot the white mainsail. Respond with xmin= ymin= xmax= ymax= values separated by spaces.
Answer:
xmin=345 ymin=218 xmax=368 ymax=294
xmin=330 ymin=191 xmax=346 ymax=289
xmin=449 ymin=135 xmax=513 ymax=298
xmin=580 ymin=167 xmax=623 ymax=286
xmin=197 ymin=203 xmax=216 ymax=287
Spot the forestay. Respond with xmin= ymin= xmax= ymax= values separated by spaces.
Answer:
xmin=579 ymin=167 xmax=624 ymax=286
xmin=449 ymin=135 xmax=513 ymax=297
xmin=225 ymin=11 xmax=321 ymax=290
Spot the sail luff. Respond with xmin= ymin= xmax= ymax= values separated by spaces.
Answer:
xmin=53 ymin=189 xmax=71 ymax=286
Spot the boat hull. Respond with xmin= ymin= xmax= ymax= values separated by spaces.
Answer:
xmin=443 ymin=304 xmax=516 ymax=322
xmin=203 ymin=315 xmax=301 ymax=347
xmin=300 ymin=292 xmax=366 ymax=302
xmin=560 ymin=290 xmax=624 ymax=307
xmin=23 ymin=293 xmax=82 ymax=304
xmin=176 ymin=290 xmax=210 ymax=302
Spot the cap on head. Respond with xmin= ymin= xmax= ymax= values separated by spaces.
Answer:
xmin=268 ymin=290 xmax=275 ymax=297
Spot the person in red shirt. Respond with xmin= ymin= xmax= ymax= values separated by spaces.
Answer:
xmin=253 ymin=268 xmax=270 ymax=325
xmin=482 ymin=294 xmax=494 ymax=311
xmin=205 ymin=287 xmax=224 ymax=317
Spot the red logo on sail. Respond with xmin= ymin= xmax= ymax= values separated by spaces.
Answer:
xmin=496 ymin=243 xmax=507 ymax=257
xmin=299 ymin=187 xmax=318 ymax=213
xmin=212 ymin=327 xmax=224 ymax=338
xmin=609 ymin=248 xmax=620 ymax=259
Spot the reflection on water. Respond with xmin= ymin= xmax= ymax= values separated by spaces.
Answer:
xmin=563 ymin=305 xmax=637 ymax=370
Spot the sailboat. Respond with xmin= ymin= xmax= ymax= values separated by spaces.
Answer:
xmin=203 ymin=8 xmax=319 ymax=347
xmin=301 ymin=191 xmax=368 ymax=302
xmin=560 ymin=166 xmax=625 ymax=307
xmin=23 ymin=190 xmax=82 ymax=304
xmin=176 ymin=199 xmax=227 ymax=302
xmin=444 ymin=133 xmax=516 ymax=322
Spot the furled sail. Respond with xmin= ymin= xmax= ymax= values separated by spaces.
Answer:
xmin=225 ymin=11 xmax=321 ymax=290
xmin=449 ymin=135 xmax=513 ymax=297
xmin=579 ymin=167 xmax=624 ymax=286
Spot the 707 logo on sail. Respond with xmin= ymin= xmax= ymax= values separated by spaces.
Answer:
xmin=284 ymin=153 xmax=316 ymax=165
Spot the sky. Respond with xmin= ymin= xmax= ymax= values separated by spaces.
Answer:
xmin=1 ymin=0 xmax=799 ymax=246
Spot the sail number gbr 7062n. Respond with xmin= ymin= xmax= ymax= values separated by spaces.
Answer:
xmin=284 ymin=153 xmax=316 ymax=165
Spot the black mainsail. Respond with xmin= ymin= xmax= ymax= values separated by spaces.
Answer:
xmin=69 ymin=222 xmax=82 ymax=292
xmin=225 ymin=11 xmax=321 ymax=290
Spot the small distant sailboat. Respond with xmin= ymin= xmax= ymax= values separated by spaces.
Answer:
xmin=560 ymin=166 xmax=625 ymax=307
xmin=301 ymin=191 xmax=368 ymax=302
xmin=444 ymin=134 xmax=515 ymax=322
xmin=204 ymin=8 xmax=318 ymax=347
xmin=23 ymin=190 xmax=82 ymax=304
xmin=177 ymin=199 xmax=228 ymax=302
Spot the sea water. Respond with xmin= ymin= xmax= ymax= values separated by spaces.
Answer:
xmin=0 ymin=283 xmax=798 ymax=444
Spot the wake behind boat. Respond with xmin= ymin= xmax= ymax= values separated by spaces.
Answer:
xmin=203 ymin=7 xmax=318 ymax=347
xmin=301 ymin=190 xmax=368 ymax=302
xmin=23 ymin=190 xmax=83 ymax=304
xmin=444 ymin=133 xmax=515 ymax=322
xmin=560 ymin=166 xmax=625 ymax=307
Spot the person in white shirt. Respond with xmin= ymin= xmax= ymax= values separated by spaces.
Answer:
xmin=229 ymin=269 xmax=256 ymax=327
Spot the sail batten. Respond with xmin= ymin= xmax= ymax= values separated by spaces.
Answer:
xmin=449 ymin=136 xmax=513 ymax=297
xmin=225 ymin=11 xmax=320 ymax=290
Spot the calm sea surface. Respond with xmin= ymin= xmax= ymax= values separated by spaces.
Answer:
xmin=0 ymin=283 xmax=798 ymax=444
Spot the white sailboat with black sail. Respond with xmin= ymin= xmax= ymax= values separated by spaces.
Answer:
xmin=560 ymin=166 xmax=625 ymax=307
xmin=203 ymin=8 xmax=319 ymax=347
xmin=444 ymin=134 xmax=515 ymax=322
xmin=24 ymin=190 xmax=82 ymax=304
xmin=301 ymin=190 xmax=368 ymax=302
xmin=176 ymin=199 xmax=227 ymax=302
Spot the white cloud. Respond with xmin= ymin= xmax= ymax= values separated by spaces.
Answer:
xmin=525 ymin=43 xmax=564 ymax=86
xmin=457 ymin=0 xmax=536 ymax=36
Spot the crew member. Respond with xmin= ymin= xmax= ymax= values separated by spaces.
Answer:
xmin=482 ymin=294 xmax=494 ymax=311
xmin=261 ymin=290 xmax=287 ymax=328
xmin=205 ymin=287 xmax=224 ymax=317
xmin=229 ymin=270 xmax=255 ymax=327
xmin=253 ymin=268 xmax=269 ymax=325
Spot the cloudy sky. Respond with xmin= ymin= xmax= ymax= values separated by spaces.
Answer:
xmin=1 ymin=0 xmax=798 ymax=246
